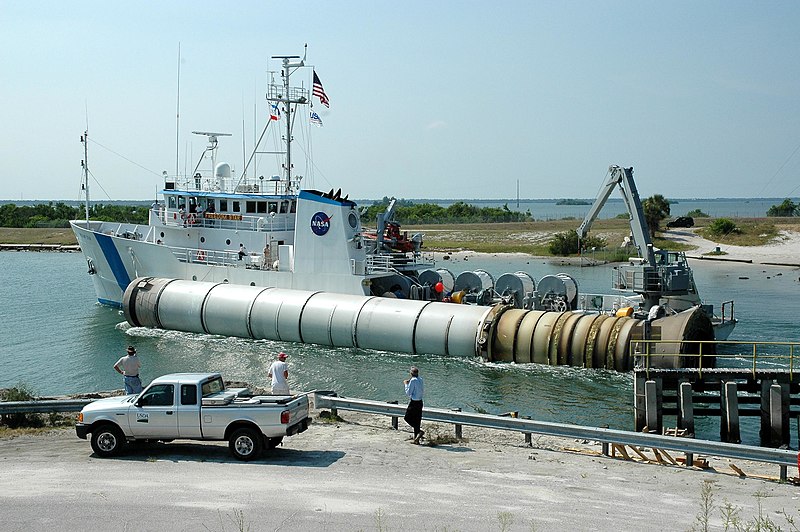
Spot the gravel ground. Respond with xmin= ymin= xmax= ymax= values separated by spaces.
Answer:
xmin=0 ymin=409 xmax=798 ymax=532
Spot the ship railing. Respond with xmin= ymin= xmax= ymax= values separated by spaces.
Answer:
xmin=720 ymin=300 xmax=735 ymax=323
xmin=576 ymin=293 xmax=642 ymax=313
xmin=632 ymin=339 xmax=799 ymax=380
xmin=364 ymin=254 xmax=393 ymax=274
xmin=163 ymin=209 xmax=293 ymax=233
xmin=168 ymin=245 xmax=244 ymax=267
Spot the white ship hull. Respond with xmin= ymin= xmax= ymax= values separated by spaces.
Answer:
xmin=71 ymin=220 xmax=372 ymax=308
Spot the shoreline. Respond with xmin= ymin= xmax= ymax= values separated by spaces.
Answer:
xmin=3 ymin=226 xmax=799 ymax=270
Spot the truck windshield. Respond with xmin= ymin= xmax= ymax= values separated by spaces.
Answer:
xmin=201 ymin=377 xmax=225 ymax=397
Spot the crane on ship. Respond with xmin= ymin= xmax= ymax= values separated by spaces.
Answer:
xmin=576 ymin=165 xmax=693 ymax=311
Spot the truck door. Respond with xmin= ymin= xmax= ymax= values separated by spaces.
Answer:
xmin=177 ymin=384 xmax=202 ymax=438
xmin=129 ymin=384 xmax=179 ymax=438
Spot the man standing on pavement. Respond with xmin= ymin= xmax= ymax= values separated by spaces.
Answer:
xmin=114 ymin=345 xmax=142 ymax=394
xmin=404 ymin=366 xmax=424 ymax=444
xmin=268 ymin=352 xmax=290 ymax=395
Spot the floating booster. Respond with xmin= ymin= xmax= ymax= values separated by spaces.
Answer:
xmin=123 ymin=277 xmax=714 ymax=371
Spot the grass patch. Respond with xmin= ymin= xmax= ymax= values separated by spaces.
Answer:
xmin=317 ymin=410 xmax=346 ymax=423
xmin=697 ymin=221 xmax=779 ymax=246
xmin=0 ymin=227 xmax=78 ymax=245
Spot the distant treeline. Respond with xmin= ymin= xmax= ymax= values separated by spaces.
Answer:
xmin=360 ymin=197 xmax=532 ymax=224
xmin=0 ymin=202 xmax=148 ymax=228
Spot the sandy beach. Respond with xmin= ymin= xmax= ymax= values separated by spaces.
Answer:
xmin=422 ymin=227 xmax=800 ymax=269
xmin=667 ymin=228 xmax=800 ymax=266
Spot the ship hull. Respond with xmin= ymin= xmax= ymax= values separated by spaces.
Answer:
xmin=71 ymin=221 xmax=371 ymax=307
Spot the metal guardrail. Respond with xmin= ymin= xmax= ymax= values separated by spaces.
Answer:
xmin=0 ymin=399 xmax=95 ymax=415
xmin=314 ymin=393 xmax=798 ymax=481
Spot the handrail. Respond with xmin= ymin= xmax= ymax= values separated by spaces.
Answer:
xmin=633 ymin=339 xmax=799 ymax=380
xmin=313 ymin=393 xmax=797 ymax=480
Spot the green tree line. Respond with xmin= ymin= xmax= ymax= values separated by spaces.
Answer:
xmin=766 ymin=199 xmax=800 ymax=217
xmin=361 ymin=197 xmax=532 ymax=224
xmin=0 ymin=202 xmax=148 ymax=228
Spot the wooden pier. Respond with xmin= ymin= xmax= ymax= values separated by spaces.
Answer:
xmin=634 ymin=368 xmax=798 ymax=447
xmin=633 ymin=339 xmax=799 ymax=448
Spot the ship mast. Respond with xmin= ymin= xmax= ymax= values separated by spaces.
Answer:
xmin=238 ymin=48 xmax=309 ymax=193
xmin=80 ymin=130 xmax=89 ymax=224
xmin=268 ymin=49 xmax=308 ymax=192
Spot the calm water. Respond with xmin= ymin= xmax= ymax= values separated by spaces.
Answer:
xmin=1 ymin=251 xmax=798 ymax=446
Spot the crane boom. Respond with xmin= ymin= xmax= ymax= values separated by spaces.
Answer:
xmin=576 ymin=165 xmax=656 ymax=266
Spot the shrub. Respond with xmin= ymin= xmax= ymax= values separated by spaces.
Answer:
xmin=766 ymin=198 xmax=799 ymax=217
xmin=0 ymin=383 xmax=43 ymax=428
xmin=685 ymin=209 xmax=709 ymax=218
xmin=549 ymin=231 xmax=607 ymax=256
xmin=708 ymin=218 xmax=740 ymax=237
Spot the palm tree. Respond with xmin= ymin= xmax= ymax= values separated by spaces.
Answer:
xmin=642 ymin=194 xmax=670 ymax=238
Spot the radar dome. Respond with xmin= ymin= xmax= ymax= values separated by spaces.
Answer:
xmin=215 ymin=162 xmax=231 ymax=179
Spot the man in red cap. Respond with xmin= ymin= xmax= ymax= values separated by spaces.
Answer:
xmin=268 ymin=352 xmax=290 ymax=395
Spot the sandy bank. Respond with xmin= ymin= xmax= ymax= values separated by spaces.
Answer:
xmin=0 ymin=407 xmax=797 ymax=531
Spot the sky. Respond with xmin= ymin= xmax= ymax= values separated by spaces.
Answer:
xmin=1 ymin=1 xmax=799 ymax=202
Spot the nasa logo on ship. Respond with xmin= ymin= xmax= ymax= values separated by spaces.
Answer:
xmin=310 ymin=212 xmax=332 ymax=236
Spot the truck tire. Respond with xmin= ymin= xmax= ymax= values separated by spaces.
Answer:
xmin=229 ymin=428 xmax=263 ymax=461
xmin=90 ymin=424 xmax=125 ymax=457
xmin=266 ymin=436 xmax=283 ymax=449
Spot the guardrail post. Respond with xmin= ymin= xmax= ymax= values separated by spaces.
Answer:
xmin=388 ymin=400 xmax=399 ymax=430
xmin=453 ymin=408 xmax=462 ymax=439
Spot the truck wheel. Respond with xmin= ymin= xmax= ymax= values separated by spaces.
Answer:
xmin=266 ymin=437 xmax=283 ymax=449
xmin=229 ymin=428 xmax=262 ymax=461
xmin=90 ymin=424 xmax=125 ymax=457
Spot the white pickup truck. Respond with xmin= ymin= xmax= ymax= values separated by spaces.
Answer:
xmin=75 ymin=373 xmax=310 ymax=461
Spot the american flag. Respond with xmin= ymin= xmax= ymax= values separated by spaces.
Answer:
xmin=312 ymin=70 xmax=330 ymax=108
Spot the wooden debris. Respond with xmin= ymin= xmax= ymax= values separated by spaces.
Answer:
xmin=728 ymin=463 xmax=746 ymax=477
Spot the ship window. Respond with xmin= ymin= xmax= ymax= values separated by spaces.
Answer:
xmin=246 ymin=201 xmax=256 ymax=213
xmin=280 ymin=201 xmax=289 ymax=214
xmin=257 ymin=202 xmax=267 ymax=214
xmin=168 ymin=196 xmax=176 ymax=209
xmin=200 ymin=237 xmax=205 ymax=243
xmin=226 ymin=239 xmax=231 ymax=245
xmin=220 ymin=199 xmax=228 ymax=212
xmin=268 ymin=202 xmax=278 ymax=214
xmin=290 ymin=200 xmax=297 ymax=214
xmin=233 ymin=201 xmax=240 ymax=213
xmin=160 ymin=232 xmax=165 ymax=238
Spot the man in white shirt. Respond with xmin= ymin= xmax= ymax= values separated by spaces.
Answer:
xmin=268 ymin=352 xmax=290 ymax=395
xmin=114 ymin=345 xmax=142 ymax=394
xmin=404 ymin=366 xmax=424 ymax=443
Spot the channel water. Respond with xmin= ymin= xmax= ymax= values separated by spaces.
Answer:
xmin=1 ymin=251 xmax=798 ymax=446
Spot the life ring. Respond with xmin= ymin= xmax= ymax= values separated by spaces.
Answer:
xmin=196 ymin=250 xmax=206 ymax=262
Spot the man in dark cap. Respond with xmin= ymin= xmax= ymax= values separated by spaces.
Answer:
xmin=404 ymin=366 xmax=425 ymax=443
xmin=114 ymin=345 xmax=142 ymax=394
